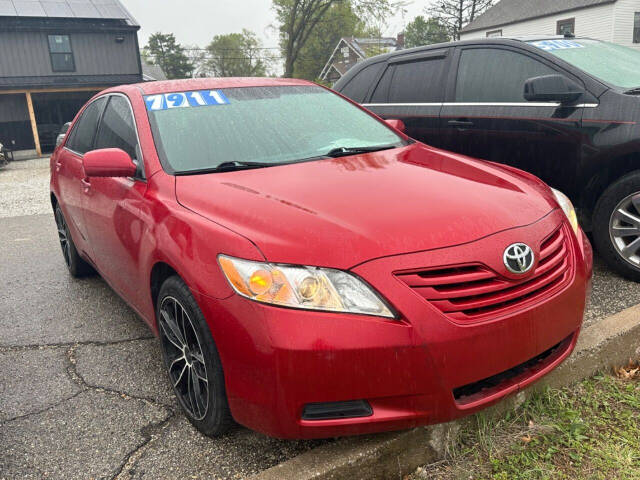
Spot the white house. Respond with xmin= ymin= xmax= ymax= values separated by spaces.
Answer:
xmin=459 ymin=0 xmax=640 ymax=50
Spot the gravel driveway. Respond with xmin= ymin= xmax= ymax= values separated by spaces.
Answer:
xmin=1 ymin=157 xmax=638 ymax=479
xmin=0 ymin=157 xmax=52 ymax=218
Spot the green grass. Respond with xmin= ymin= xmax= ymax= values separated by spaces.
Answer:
xmin=414 ymin=374 xmax=640 ymax=480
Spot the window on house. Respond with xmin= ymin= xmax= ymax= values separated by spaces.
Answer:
xmin=48 ymin=35 xmax=75 ymax=72
xmin=556 ymin=18 xmax=575 ymax=36
xmin=486 ymin=30 xmax=502 ymax=37
xmin=634 ymin=12 xmax=640 ymax=43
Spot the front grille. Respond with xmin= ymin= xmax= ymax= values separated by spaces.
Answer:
xmin=395 ymin=226 xmax=572 ymax=322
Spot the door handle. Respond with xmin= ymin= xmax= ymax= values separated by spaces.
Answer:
xmin=55 ymin=160 xmax=62 ymax=171
xmin=81 ymin=177 xmax=91 ymax=190
xmin=447 ymin=119 xmax=475 ymax=128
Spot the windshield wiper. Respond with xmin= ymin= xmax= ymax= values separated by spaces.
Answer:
xmin=176 ymin=161 xmax=275 ymax=175
xmin=174 ymin=145 xmax=402 ymax=175
xmin=324 ymin=144 xmax=397 ymax=158
xmin=623 ymin=87 xmax=640 ymax=95
xmin=214 ymin=161 xmax=275 ymax=171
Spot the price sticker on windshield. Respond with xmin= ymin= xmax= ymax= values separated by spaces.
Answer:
xmin=144 ymin=90 xmax=230 ymax=111
xmin=530 ymin=40 xmax=585 ymax=51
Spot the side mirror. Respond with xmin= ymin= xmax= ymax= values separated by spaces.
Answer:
xmin=385 ymin=119 xmax=406 ymax=133
xmin=524 ymin=74 xmax=584 ymax=104
xmin=83 ymin=148 xmax=137 ymax=178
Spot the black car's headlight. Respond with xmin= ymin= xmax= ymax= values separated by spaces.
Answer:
xmin=551 ymin=188 xmax=579 ymax=234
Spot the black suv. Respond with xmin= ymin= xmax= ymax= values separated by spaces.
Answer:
xmin=334 ymin=36 xmax=640 ymax=281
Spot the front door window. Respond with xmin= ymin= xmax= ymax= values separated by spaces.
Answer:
xmin=455 ymin=48 xmax=557 ymax=103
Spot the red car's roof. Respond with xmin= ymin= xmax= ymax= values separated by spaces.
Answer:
xmin=135 ymin=77 xmax=314 ymax=95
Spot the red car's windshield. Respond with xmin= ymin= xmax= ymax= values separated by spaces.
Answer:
xmin=146 ymin=85 xmax=404 ymax=174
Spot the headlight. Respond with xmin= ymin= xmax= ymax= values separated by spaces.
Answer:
xmin=218 ymin=255 xmax=395 ymax=318
xmin=551 ymin=188 xmax=579 ymax=234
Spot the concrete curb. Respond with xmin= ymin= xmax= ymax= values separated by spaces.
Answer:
xmin=250 ymin=303 xmax=640 ymax=480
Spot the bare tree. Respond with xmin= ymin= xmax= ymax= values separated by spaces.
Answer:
xmin=428 ymin=0 xmax=494 ymax=40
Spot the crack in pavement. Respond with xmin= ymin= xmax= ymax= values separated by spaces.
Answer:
xmin=0 ymin=391 xmax=84 ymax=426
xmin=66 ymin=342 xmax=179 ymax=480
xmin=1 ymin=339 xmax=178 ymax=479
xmin=111 ymin=413 xmax=178 ymax=480
xmin=1 ymin=340 xmax=169 ymax=426
xmin=0 ymin=334 xmax=156 ymax=352
xmin=66 ymin=343 xmax=175 ymax=412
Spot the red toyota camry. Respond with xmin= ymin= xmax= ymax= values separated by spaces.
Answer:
xmin=50 ymin=78 xmax=592 ymax=439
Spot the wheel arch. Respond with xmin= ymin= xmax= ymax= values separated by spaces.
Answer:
xmin=150 ymin=261 xmax=180 ymax=320
xmin=581 ymin=152 xmax=640 ymax=226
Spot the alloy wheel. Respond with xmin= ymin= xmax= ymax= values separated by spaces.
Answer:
xmin=55 ymin=208 xmax=71 ymax=267
xmin=159 ymin=296 xmax=209 ymax=420
xmin=609 ymin=192 xmax=640 ymax=268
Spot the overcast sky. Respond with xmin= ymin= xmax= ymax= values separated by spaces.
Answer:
xmin=120 ymin=0 xmax=430 ymax=49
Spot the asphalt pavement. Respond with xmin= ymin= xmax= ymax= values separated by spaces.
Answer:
xmin=0 ymin=160 xmax=324 ymax=479
xmin=1 ymin=158 xmax=639 ymax=479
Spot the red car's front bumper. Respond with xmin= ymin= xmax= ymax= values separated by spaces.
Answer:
xmin=196 ymin=210 xmax=592 ymax=439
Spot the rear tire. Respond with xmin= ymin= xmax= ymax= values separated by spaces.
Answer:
xmin=592 ymin=171 xmax=640 ymax=282
xmin=157 ymin=276 xmax=234 ymax=436
xmin=54 ymin=205 xmax=94 ymax=277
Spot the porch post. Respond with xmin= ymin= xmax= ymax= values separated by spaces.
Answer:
xmin=25 ymin=91 xmax=41 ymax=157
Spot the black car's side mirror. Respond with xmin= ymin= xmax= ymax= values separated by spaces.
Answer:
xmin=524 ymin=74 xmax=584 ymax=104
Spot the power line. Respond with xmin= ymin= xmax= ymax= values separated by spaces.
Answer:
xmin=183 ymin=47 xmax=282 ymax=52
xmin=145 ymin=53 xmax=336 ymax=62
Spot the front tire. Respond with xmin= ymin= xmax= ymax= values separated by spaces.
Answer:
xmin=592 ymin=171 xmax=640 ymax=282
xmin=157 ymin=276 xmax=234 ymax=436
xmin=54 ymin=205 xmax=94 ymax=277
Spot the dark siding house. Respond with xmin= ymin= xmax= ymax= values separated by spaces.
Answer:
xmin=0 ymin=0 xmax=142 ymax=157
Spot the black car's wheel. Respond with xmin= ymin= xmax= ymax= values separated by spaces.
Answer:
xmin=54 ymin=205 xmax=93 ymax=277
xmin=157 ymin=276 xmax=233 ymax=436
xmin=593 ymin=171 xmax=640 ymax=282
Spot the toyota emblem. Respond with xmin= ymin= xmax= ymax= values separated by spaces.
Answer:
xmin=503 ymin=243 xmax=535 ymax=274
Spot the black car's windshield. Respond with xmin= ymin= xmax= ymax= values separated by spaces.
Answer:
xmin=146 ymin=85 xmax=404 ymax=174
xmin=529 ymin=39 xmax=640 ymax=89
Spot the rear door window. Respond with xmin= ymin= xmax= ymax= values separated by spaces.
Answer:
xmin=370 ymin=65 xmax=395 ymax=103
xmin=66 ymin=97 xmax=106 ymax=154
xmin=339 ymin=62 xmax=385 ymax=103
xmin=387 ymin=57 xmax=447 ymax=103
xmin=455 ymin=48 xmax=557 ymax=102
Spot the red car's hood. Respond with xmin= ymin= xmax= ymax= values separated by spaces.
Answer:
xmin=176 ymin=143 xmax=556 ymax=269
